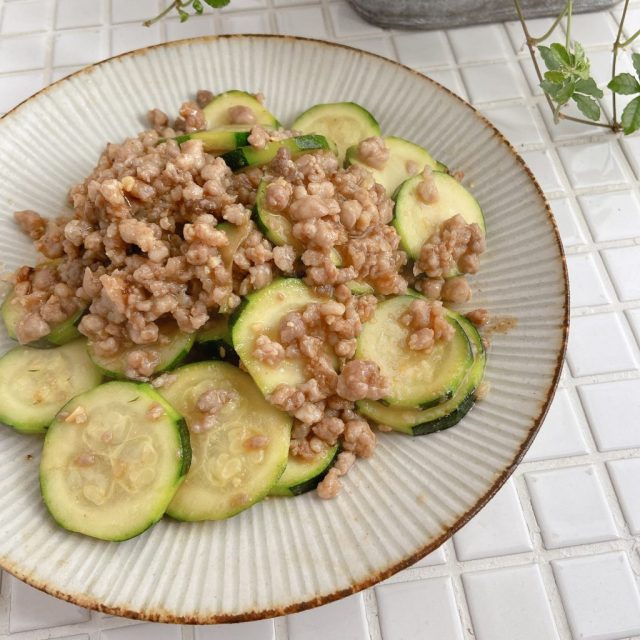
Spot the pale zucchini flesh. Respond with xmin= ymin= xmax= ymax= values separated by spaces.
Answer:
xmin=231 ymin=278 xmax=337 ymax=397
xmin=0 ymin=339 xmax=102 ymax=434
xmin=270 ymin=446 xmax=338 ymax=497
xmin=356 ymin=295 xmax=473 ymax=409
xmin=393 ymin=171 xmax=485 ymax=261
xmin=40 ymin=381 xmax=191 ymax=541
xmin=158 ymin=361 xmax=291 ymax=521
xmin=202 ymin=90 xmax=279 ymax=130
xmin=291 ymin=102 xmax=381 ymax=164
xmin=175 ymin=126 xmax=251 ymax=153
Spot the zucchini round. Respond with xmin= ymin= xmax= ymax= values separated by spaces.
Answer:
xmin=269 ymin=446 xmax=338 ymax=497
xmin=40 ymin=381 xmax=191 ymax=541
xmin=174 ymin=126 xmax=251 ymax=153
xmin=157 ymin=361 xmax=291 ymax=521
xmin=202 ymin=90 xmax=279 ymax=129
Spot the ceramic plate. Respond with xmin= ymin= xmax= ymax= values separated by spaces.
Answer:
xmin=0 ymin=35 xmax=568 ymax=623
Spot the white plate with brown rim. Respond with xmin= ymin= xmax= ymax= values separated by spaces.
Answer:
xmin=0 ymin=35 xmax=568 ymax=623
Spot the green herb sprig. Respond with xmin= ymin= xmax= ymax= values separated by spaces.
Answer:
xmin=144 ymin=0 xmax=230 ymax=27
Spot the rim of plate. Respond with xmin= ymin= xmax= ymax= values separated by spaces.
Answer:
xmin=0 ymin=34 xmax=569 ymax=624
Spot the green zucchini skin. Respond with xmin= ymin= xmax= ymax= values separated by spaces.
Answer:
xmin=202 ymin=90 xmax=280 ymax=130
xmin=174 ymin=127 xmax=251 ymax=153
xmin=269 ymin=446 xmax=339 ymax=497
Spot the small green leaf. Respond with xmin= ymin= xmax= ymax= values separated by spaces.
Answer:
xmin=544 ymin=70 xmax=565 ymax=83
xmin=193 ymin=0 xmax=203 ymax=13
xmin=621 ymin=95 xmax=640 ymax=134
xmin=608 ymin=72 xmax=640 ymax=95
xmin=204 ymin=0 xmax=231 ymax=6
xmin=575 ymin=77 xmax=604 ymax=98
xmin=555 ymin=79 xmax=576 ymax=105
xmin=551 ymin=43 xmax=571 ymax=65
xmin=633 ymin=52 xmax=640 ymax=79
xmin=178 ymin=7 xmax=189 ymax=21
xmin=539 ymin=45 xmax=563 ymax=71
xmin=540 ymin=79 xmax=563 ymax=98
xmin=573 ymin=93 xmax=600 ymax=120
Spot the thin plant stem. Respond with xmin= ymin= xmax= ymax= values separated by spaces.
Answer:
xmin=565 ymin=0 xmax=573 ymax=51
xmin=612 ymin=0 xmax=631 ymax=129
xmin=144 ymin=0 xmax=187 ymax=27
xmin=619 ymin=27 xmax=640 ymax=49
xmin=558 ymin=112 xmax=614 ymax=128
xmin=528 ymin=3 xmax=569 ymax=44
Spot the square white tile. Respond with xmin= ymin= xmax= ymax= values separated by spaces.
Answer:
xmin=549 ymin=198 xmax=587 ymax=246
xmin=519 ymin=149 xmax=564 ymax=193
xmin=194 ymin=619 xmax=275 ymax=640
xmin=412 ymin=544 xmax=447 ymax=568
xmin=166 ymin=15 xmax=215 ymax=39
xmin=220 ymin=0 xmax=267 ymax=10
xmin=100 ymin=623 xmax=182 ymax=640
xmin=579 ymin=190 xmax=640 ymax=241
xmin=111 ymin=22 xmax=162 ymax=56
xmin=393 ymin=30 xmax=453 ymax=68
xmin=462 ymin=565 xmax=559 ymax=640
xmin=569 ymin=11 xmax=618 ymax=46
xmin=453 ymin=480 xmax=532 ymax=561
xmin=558 ymin=142 xmax=626 ymax=189
xmin=620 ymin=134 xmax=640 ymax=178
xmin=339 ymin=36 xmax=394 ymax=58
xmin=56 ymin=0 xmax=103 ymax=29
xmin=275 ymin=6 xmax=328 ymax=38
xmin=538 ymin=99 xmax=609 ymax=141
xmin=578 ymin=378 xmax=640 ymax=451
xmin=601 ymin=245 xmax=640 ymax=302
xmin=587 ymin=49 xmax=635 ymax=89
xmin=220 ymin=11 xmax=270 ymax=34
xmin=1 ymin=0 xmax=53 ymax=33
xmin=0 ymin=70 xmax=45 ymax=113
xmin=607 ymin=458 xmax=640 ymax=534
xmin=552 ymin=552 xmax=640 ymax=640
xmin=376 ymin=577 xmax=464 ymax=640
xmin=0 ymin=33 xmax=47 ymax=73
xmin=525 ymin=465 xmax=618 ymax=549
xmin=51 ymin=65 xmax=83 ymax=81
xmin=9 ymin=576 xmax=90 ymax=633
xmin=524 ymin=388 xmax=590 ymax=461
xmin=449 ymin=24 xmax=510 ymax=63
xmin=567 ymin=312 xmax=639 ymax=376
xmin=520 ymin=57 xmax=544 ymax=96
xmin=481 ymin=103 xmax=544 ymax=147
xmin=328 ymin=1 xmax=382 ymax=37
xmin=461 ymin=62 xmax=526 ymax=104
xmin=504 ymin=17 xmax=559 ymax=54
xmin=111 ymin=0 xmax=160 ymax=24
xmin=287 ymin=594 xmax=368 ymax=640
xmin=628 ymin=307 xmax=640 ymax=347
xmin=566 ymin=253 xmax=611 ymax=308
xmin=422 ymin=68 xmax=467 ymax=100
xmin=53 ymin=28 xmax=107 ymax=67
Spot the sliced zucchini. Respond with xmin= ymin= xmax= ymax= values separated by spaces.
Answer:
xmin=346 ymin=281 xmax=375 ymax=295
xmin=157 ymin=361 xmax=291 ymax=521
xmin=2 ymin=286 xmax=86 ymax=347
xmin=356 ymin=295 xmax=472 ymax=409
xmin=196 ymin=314 xmax=237 ymax=362
xmin=231 ymin=278 xmax=336 ymax=397
xmin=0 ymin=339 xmax=102 ymax=434
xmin=40 ymin=380 xmax=191 ymax=541
xmin=291 ymin=102 xmax=381 ymax=163
xmin=358 ymin=313 xmax=486 ymax=435
xmin=393 ymin=171 xmax=485 ymax=261
xmin=88 ymin=320 xmax=195 ymax=380
xmin=222 ymin=135 xmax=335 ymax=172
xmin=202 ymin=90 xmax=279 ymax=130
xmin=345 ymin=136 xmax=445 ymax=196
xmin=175 ymin=126 xmax=251 ymax=153
xmin=269 ymin=446 xmax=338 ymax=497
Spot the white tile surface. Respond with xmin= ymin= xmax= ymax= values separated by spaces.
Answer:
xmin=620 ymin=134 xmax=640 ymax=178
xmin=579 ymin=378 xmax=640 ymax=451
xmin=461 ymin=62 xmax=526 ymax=104
xmin=329 ymin=1 xmax=382 ymax=36
xmin=275 ymin=6 xmax=329 ymax=38
xmin=393 ymin=30 xmax=453 ymax=68
xmin=480 ymin=103 xmax=544 ymax=147
xmin=453 ymin=480 xmax=532 ymax=560
xmin=526 ymin=465 xmax=618 ymax=549
xmin=287 ymin=594 xmax=368 ymax=640
xmin=376 ymin=577 xmax=464 ymax=640
xmin=607 ymin=458 xmax=640 ymax=534
xmin=448 ymin=24 xmax=510 ymax=63
xmin=1 ymin=0 xmax=52 ymax=33
xmin=569 ymin=11 xmax=618 ymax=46
xmin=194 ymin=619 xmax=275 ymax=640
xmin=538 ymin=100 xmax=609 ymax=141
xmin=9 ymin=576 xmax=91 ymax=633
xmin=601 ymin=245 xmax=640 ymax=302
xmin=53 ymin=28 xmax=107 ymax=67
xmin=566 ymin=253 xmax=611 ymax=308
xmin=0 ymin=33 xmax=47 ymax=72
xmin=339 ymin=35 xmax=394 ymax=58
xmin=220 ymin=11 xmax=270 ymax=34
xmin=424 ymin=68 xmax=467 ymax=100
xmin=520 ymin=149 xmax=564 ymax=193
xmin=628 ymin=307 xmax=640 ymax=347
xmin=549 ymin=198 xmax=587 ymax=247
xmin=412 ymin=544 xmax=447 ymax=567
xmin=111 ymin=0 xmax=160 ymax=24
xmin=504 ymin=16 xmax=558 ymax=53
xmin=56 ymin=0 xmax=103 ymax=29
xmin=579 ymin=190 xmax=640 ymax=241
xmin=557 ymin=142 xmax=627 ymax=189
xmin=567 ymin=312 xmax=639 ymax=376
xmin=553 ymin=552 xmax=640 ymax=640
xmin=100 ymin=623 xmax=182 ymax=640
xmin=111 ymin=22 xmax=162 ymax=56
xmin=462 ymin=565 xmax=559 ymax=640
xmin=525 ymin=388 xmax=590 ymax=461
xmin=166 ymin=15 xmax=216 ymax=39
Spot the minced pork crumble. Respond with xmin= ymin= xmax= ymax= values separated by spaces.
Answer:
xmin=6 ymin=93 xmax=486 ymax=499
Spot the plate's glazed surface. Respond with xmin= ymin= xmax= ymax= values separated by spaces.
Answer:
xmin=0 ymin=35 xmax=568 ymax=623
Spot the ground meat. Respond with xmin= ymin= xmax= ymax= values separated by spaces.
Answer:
xmin=196 ymin=89 xmax=214 ymax=108
xmin=178 ymin=101 xmax=206 ymax=133
xmin=14 ymin=210 xmax=46 ymax=240
xmin=466 ymin=308 xmax=489 ymax=327
xmin=357 ymin=136 xmax=389 ymax=170
xmin=191 ymin=388 xmax=236 ymax=433
xmin=147 ymin=108 xmax=168 ymax=131
xmin=248 ymin=125 xmax=270 ymax=149
xmin=441 ymin=276 xmax=471 ymax=303
xmin=417 ymin=277 xmax=445 ymax=300
xmin=400 ymin=299 xmax=455 ymax=352
xmin=228 ymin=105 xmax=256 ymax=125
xmin=336 ymin=360 xmax=389 ymax=402
xmin=253 ymin=334 xmax=285 ymax=366
xmin=416 ymin=214 xmax=486 ymax=278
xmin=416 ymin=166 xmax=438 ymax=204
